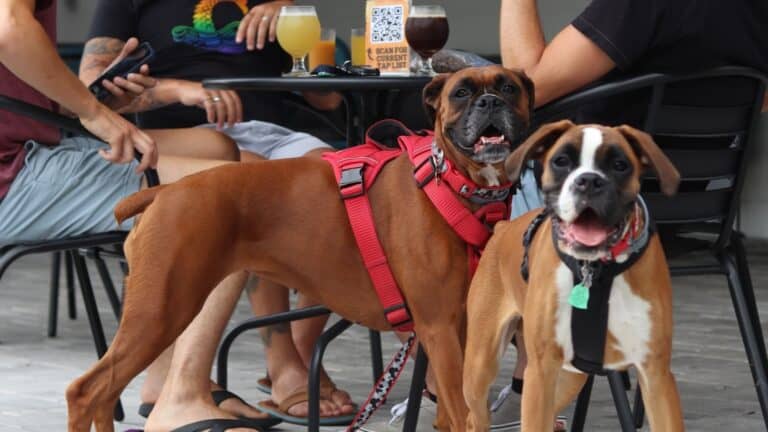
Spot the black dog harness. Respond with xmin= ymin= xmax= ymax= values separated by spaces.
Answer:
xmin=521 ymin=198 xmax=654 ymax=375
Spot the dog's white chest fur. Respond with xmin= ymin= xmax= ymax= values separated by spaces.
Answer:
xmin=554 ymin=263 xmax=652 ymax=372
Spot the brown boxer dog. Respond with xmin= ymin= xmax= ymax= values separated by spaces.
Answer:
xmin=65 ymin=65 xmax=534 ymax=432
xmin=462 ymin=120 xmax=684 ymax=431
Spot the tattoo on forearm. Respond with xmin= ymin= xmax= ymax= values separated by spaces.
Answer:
xmin=260 ymin=322 xmax=290 ymax=347
xmin=117 ymin=87 xmax=167 ymax=113
xmin=83 ymin=37 xmax=125 ymax=56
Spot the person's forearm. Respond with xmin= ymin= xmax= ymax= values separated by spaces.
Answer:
xmin=500 ymin=0 xmax=546 ymax=71
xmin=0 ymin=4 xmax=100 ymax=119
xmin=114 ymin=78 xmax=186 ymax=113
xmin=79 ymin=37 xmax=126 ymax=85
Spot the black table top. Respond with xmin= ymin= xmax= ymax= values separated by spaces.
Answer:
xmin=202 ymin=75 xmax=433 ymax=92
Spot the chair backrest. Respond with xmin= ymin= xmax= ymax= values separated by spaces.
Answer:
xmin=535 ymin=67 xmax=767 ymax=248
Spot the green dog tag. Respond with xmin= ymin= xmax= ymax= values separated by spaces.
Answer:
xmin=569 ymin=283 xmax=590 ymax=310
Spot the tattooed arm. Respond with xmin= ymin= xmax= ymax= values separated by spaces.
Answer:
xmin=80 ymin=37 xmax=244 ymax=125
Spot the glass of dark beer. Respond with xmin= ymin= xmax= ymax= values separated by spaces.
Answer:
xmin=405 ymin=5 xmax=449 ymax=76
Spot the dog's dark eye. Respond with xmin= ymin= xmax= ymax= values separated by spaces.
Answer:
xmin=501 ymin=84 xmax=517 ymax=95
xmin=454 ymin=88 xmax=470 ymax=98
xmin=552 ymin=154 xmax=571 ymax=169
xmin=613 ymin=159 xmax=629 ymax=172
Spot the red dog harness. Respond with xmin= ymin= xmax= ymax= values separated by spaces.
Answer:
xmin=323 ymin=120 xmax=513 ymax=331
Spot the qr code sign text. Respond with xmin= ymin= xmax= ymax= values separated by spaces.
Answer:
xmin=371 ymin=5 xmax=404 ymax=43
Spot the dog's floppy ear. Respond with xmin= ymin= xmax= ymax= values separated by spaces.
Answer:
xmin=422 ymin=73 xmax=450 ymax=126
xmin=504 ymin=120 xmax=574 ymax=183
xmin=616 ymin=125 xmax=680 ymax=196
xmin=517 ymin=69 xmax=535 ymax=114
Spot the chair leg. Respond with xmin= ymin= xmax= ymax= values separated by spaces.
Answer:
xmin=65 ymin=251 xmax=76 ymax=320
xmin=632 ymin=384 xmax=645 ymax=428
xmin=90 ymin=249 xmax=122 ymax=321
xmin=570 ymin=374 xmax=594 ymax=432
xmin=607 ymin=371 xmax=636 ymax=431
xmin=722 ymin=240 xmax=768 ymax=429
xmin=369 ymin=329 xmax=384 ymax=384
xmin=48 ymin=252 xmax=61 ymax=338
xmin=402 ymin=344 xmax=428 ymax=432
xmin=620 ymin=370 xmax=631 ymax=390
xmin=71 ymin=251 xmax=125 ymax=422
xmin=308 ymin=319 xmax=353 ymax=432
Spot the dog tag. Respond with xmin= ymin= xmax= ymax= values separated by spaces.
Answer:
xmin=570 ymin=262 xmax=593 ymax=310
xmin=569 ymin=283 xmax=590 ymax=310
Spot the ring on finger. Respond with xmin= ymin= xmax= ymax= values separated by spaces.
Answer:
xmin=211 ymin=96 xmax=222 ymax=103
xmin=262 ymin=15 xmax=271 ymax=21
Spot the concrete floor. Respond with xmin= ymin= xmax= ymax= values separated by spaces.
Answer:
xmin=1 ymin=244 xmax=768 ymax=431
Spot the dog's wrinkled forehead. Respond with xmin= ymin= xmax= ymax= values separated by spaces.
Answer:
xmin=440 ymin=66 xmax=531 ymax=109
xmin=423 ymin=65 xmax=534 ymax=124
xmin=542 ymin=125 xmax=641 ymax=175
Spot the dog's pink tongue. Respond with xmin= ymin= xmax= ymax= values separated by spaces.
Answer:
xmin=565 ymin=218 xmax=611 ymax=247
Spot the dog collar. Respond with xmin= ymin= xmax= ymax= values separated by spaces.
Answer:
xmin=426 ymin=141 xmax=514 ymax=206
xmin=520 ymin=198 xmax=655 ymax=375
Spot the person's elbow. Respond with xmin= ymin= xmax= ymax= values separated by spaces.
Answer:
xmin=0 ymin=5 xmax=28 ymax=55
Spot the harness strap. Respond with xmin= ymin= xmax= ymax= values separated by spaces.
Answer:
xmin=323 ymin=146 xmax=413 ymax=332
xmin=521 ymin=200 xmax=654 ymax=375
xmin=405 ymin=135 xmax=511 ymax=277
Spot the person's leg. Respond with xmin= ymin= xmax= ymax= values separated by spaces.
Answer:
xmin=246 ymin=277 xmax=346 ymax=417
xmin=144 ymin=271 xmax=265 ymax=432
xmin=148 ymin=128 xmax=240 ymax=161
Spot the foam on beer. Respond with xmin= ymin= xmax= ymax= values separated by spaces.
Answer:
xmin=409 ymin=6 xmax=445 ymax=17
xmin=280 ymin=6 xmax=316 ymax=16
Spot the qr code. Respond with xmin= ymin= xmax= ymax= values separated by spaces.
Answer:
xmin=370 ymin=5 xmax=404 ymax=43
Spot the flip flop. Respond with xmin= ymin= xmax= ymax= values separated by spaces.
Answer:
xmin=256 ymin=375 xmax=272 ymax=395
xmin=168 ymin=417 xmax=281 ymax=432
xmin=256 ymin=387 xmax=356 ymax=426
xmin=138 ymin=389 xmax=279 ymax=428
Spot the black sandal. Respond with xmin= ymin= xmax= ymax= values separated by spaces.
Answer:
xmin=170 ymin=417 xmax=278 ymax=432
xmin=139 ymin=389 xmax=281 ymax=430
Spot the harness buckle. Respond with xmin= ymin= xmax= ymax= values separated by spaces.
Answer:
xmin=339 ymin=166 xmax=365 ymax=199
xmin=413 ymin=157 xmax=436 ymax=188
xmin=383 ymin=303 xmax=412 ymax=329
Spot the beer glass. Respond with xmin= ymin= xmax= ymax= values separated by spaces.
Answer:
xmin=276 ymin=6 xmax=321 ymax=76
xmin=351 ymin=28 xmax=366 ymax=65
xmin=309 ymin=28 xmax=336 ymax=70
xmin=405 ymin=5 xmax=449 ymax=76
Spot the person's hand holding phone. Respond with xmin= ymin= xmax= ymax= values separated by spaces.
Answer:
xmin=96 ymin=38 xmax=157 ymax=111
xmin=79 ymin=102 xmax=158 ymax=173
xmin=176 ymin=81 xmax=243 ymax=129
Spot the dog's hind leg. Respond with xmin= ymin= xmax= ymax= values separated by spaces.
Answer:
xmin=67 ymin=234 xmax=234 ymax=431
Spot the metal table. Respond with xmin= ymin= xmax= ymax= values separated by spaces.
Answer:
xmin=203 ymin=75 xmax=432 ymax=146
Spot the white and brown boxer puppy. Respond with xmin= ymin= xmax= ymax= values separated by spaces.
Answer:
xmin=462 ymin=120 xmax=685 ymax=431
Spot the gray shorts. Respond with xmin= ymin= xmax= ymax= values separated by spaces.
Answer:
xmin=199 ymin=120 xmax=331 ymax=159
xmin=0 ymin=137 xmax=142 ymax=244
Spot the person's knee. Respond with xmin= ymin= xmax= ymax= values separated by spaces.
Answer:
xmin=203 ymin=129 xmax=240 ymax=162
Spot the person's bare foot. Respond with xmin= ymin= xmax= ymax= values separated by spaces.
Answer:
xmin=144 ymin=394 xmax=263 ymax=432
xmin=270 ymin=364 xmax=347 ymax=417
xmin=318 ymin=369 xmax=356 ymax=414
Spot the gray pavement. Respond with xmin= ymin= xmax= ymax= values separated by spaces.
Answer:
xmin=1 ymin=244 xmax=768 ymax=431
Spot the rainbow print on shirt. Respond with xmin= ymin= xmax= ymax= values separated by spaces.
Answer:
xmin=172 ymin=0 xmax=248 ymax=54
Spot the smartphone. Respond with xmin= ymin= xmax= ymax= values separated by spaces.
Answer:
xmin=88 ymin=42 xmax=155 ymax=101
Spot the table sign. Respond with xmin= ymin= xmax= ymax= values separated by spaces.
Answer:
xmin=365 ymin=0 xmax=411 ymax=75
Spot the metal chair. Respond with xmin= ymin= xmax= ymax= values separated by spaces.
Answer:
xmin=534 ymin=66 xmax=768 ymax=431
xmin=0 ymin=94 xmax=160 ymax=421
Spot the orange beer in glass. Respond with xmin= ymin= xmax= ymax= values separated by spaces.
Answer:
xmin=309 ymin=28 xmax=336 ymax=70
